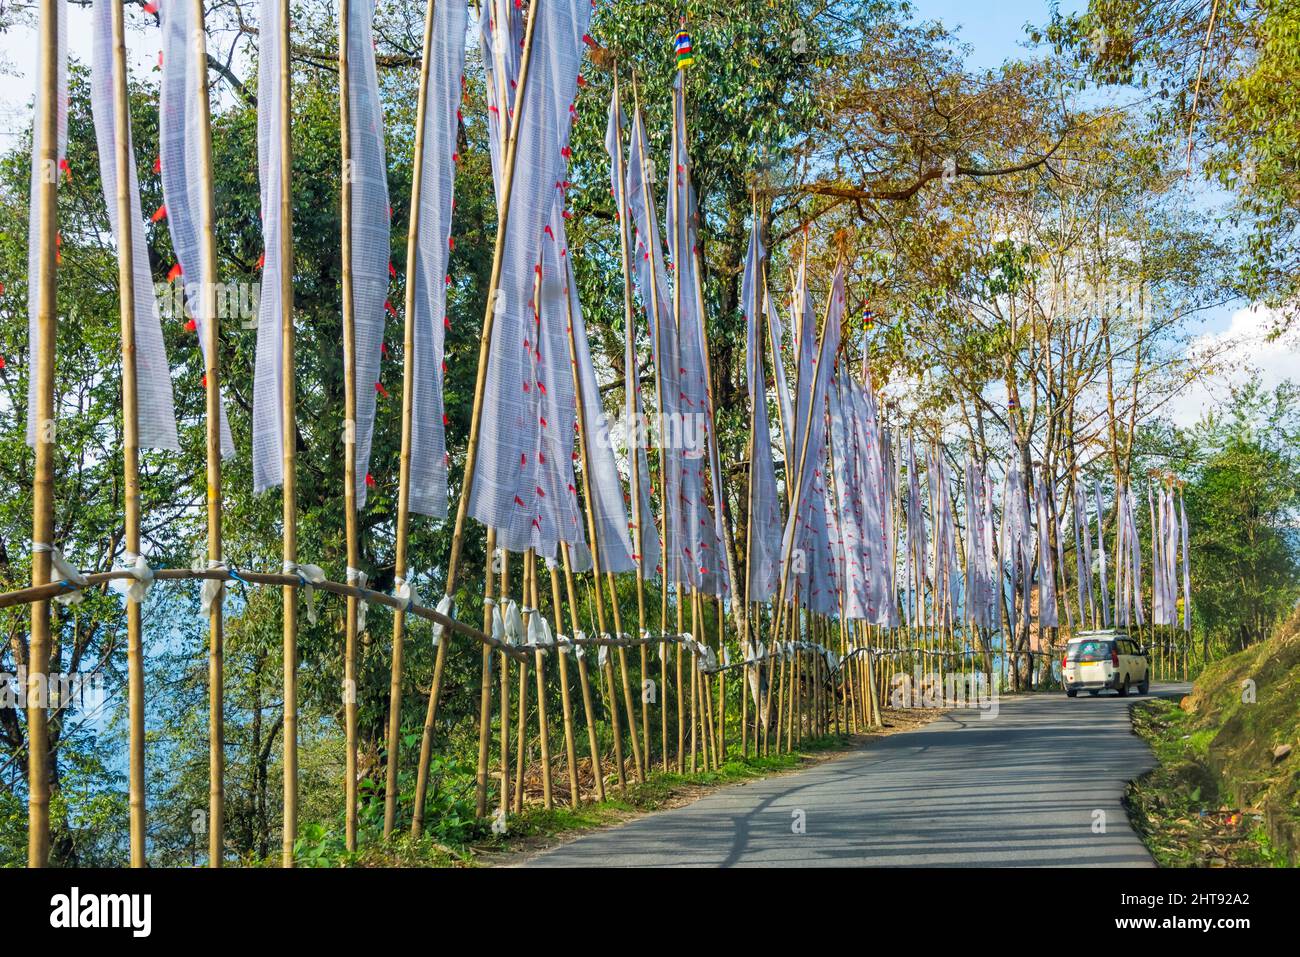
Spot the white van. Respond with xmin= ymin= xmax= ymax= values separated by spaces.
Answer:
xmin=1062 ymin=630 xmax=1150 ymax=697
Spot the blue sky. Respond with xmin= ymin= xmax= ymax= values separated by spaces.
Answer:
xmin=906 ymin=0 xmax=1296 ymax=424
xmin=907 ymin=0 xmax=1087 ymax=70
xmin=1 ymin=0 xmax=1290 ymax=423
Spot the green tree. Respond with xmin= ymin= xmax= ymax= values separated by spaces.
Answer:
xmin=1044 ymin=0 xmax=1300 ymax=318
xmin=1181 ymin=382 xmax=1300 ymax=651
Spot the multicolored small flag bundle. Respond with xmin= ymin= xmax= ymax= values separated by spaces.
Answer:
xmin=674 ymin=28 xmax=694 ymax=69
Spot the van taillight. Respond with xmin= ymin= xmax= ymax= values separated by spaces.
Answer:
xmin=1111 ymin=648 xmax=1119 ymax=667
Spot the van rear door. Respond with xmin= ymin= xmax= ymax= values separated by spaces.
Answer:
xmin=1068 ymin=639 xmax=1113 ymax=686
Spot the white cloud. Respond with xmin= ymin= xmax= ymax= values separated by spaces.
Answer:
xmin=1170 ymin=304 xmax=1300 ymax=426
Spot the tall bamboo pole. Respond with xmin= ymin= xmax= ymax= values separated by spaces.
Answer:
xmin=473 ymin=528 xmax=497 ymax=818
xmin=754 ymin=266 xmax=793 ymax=757
xmin=107 ymin=0 xmax=145 ymax=868
xmin=410 ymin=0 xmax=540 ymax=812
xmin=439 ymin=0 xmax=536 ymax=599
xmin=499 ymin=548 xmax=512 ymax=816
xmin=668 ymin=79 xmax=689 ymax=779
xmin=676 ymin=584 xmax=685 ymax=770
xmin=276 ymin=0 xmax=299 ymax=868
xmin=548 ymin=559 xmax=581 ymax=805
xmin=716 ymin=594 xmax=726 ymax=762
xmin=410 ymin=584 xmax=454 ymax=833
xmin=559 ymin=543 xmax=605 ymax=800
xmin=338 ymin=0 xmax=361 ymax=853
xmin=740 ymin=218 xmax=762 ymax=759
xmin=188 ymin=0 xmax=226 ymax=867
xmin=512 ymin=593 xmax=529 ymax=812
xmin=628 ymin=76 xmax=675 ymax=776
xmin=25 ymin=0 xmax=59 ymax=870
xmin=384 ymin=0 xmax=440 ymax=842
xmin=764 ymin=242 xmax=819 ymax=751
xmin=765 ymin=258 xmax=840 ymax=751
xmin=555 ymin=259 xmax=632 ymax=791
xmin=527 ymin=551 xmax=553 ymax=809
xmin=823 ymin=401 xmax=856 ymax=734
xmin=689 ymin=591 xmax=699 ymax=772
xmin=743 ymin=611 xmax=755 ymax=757
xmin=606 ymin=572 xmax=645 ymax=782
xmin=562 ymin=267 xmax=643 ymax=782
xmin=575 ymin=508 xmax=626 ymax=791
xmin=610 ymin=68 xmax=654 ymax=779
xmin=786 ymin=620 xmax=797 ymax=746
xmin=678 ymin=76 xmax=740 ymax=667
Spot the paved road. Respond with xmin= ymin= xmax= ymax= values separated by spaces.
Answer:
xmin=524 ymin=683 xmax=1191 ymax=867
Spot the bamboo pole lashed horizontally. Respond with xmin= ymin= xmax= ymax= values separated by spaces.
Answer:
xmin=0 ymin=566 xmax=750 ymax=664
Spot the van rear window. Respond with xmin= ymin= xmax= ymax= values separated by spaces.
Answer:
xmin=1067 ymin=640 xmax=1112 ymax=662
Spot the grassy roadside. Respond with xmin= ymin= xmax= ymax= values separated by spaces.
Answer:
xmin=1126 ymin=698 xmax=1290 ymax=867
xmin=471 ymin=733 xmax=863 ymax=865
xmin=303 ymin=734 xmax=850 ymax=867
xmin=1126 ymin=609 xmax=1300 ymax=867
xmin=287 ymin=708 xmax=940 ymax=867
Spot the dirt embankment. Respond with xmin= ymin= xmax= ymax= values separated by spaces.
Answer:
xmin=1128 ymin=611 xmax=1300 ymax=866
